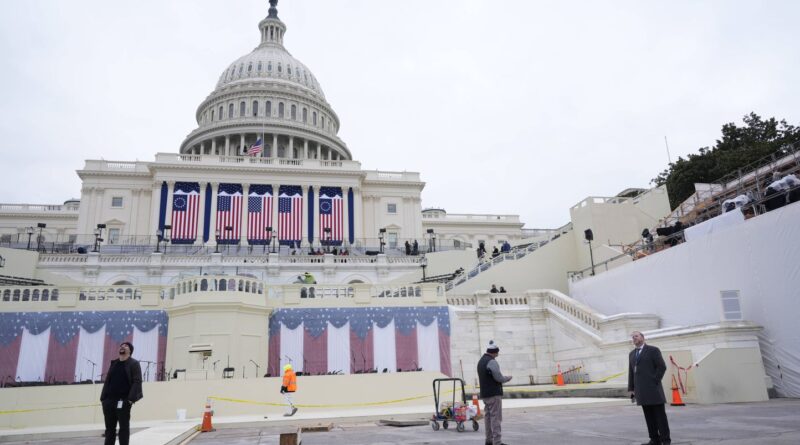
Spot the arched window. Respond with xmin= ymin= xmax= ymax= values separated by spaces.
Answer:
xmin=218 ymin=106 xmax=223 ymax=120
xmin=304 ymin=73 xmax=308 ymax=83
xmin=42 ymin=289 xmax=49 ymax=301
xmin=313 ymin=111 xmax=317 ymax=125
xmin=257 ymin=61 xmax=262 ymax=72
xmin=219 ymin=279 xmax=227 ymax=291
xmin=247 ymin=63 xmax=253 ymax=73
xmin=290 ymin=104 xmax=296 ymax=120
xmin=52 ymin=289 xmax=59 ymax=301
xmin=240 ymin=101 xmax=246 ymax=116
xmin=211 ymin=109 xmax=215 ymax=121
xmin=302 ymin=108 xmax=308 ymax=123
xmin=277 ymin=63 xmax=282 ymax=73
xmin=238 ymin=64 xmax=243 ymax=75
xmin=228 ymin=103 xmax=234 ymax=119
xmin=278 ymin=102 xmax=284 ymax=118
xmin=2 ymin=289 xmax=10 ymax=301
xmin=268 ymin=61 xmax=272 ymax=72
xmin=288 ymin=66 xmax=292 ymax=75
xmin=266 ymin=101 xmax=272 ymax=116
xmin=13 ymin=290 xmax=20 ymax=301
xmin=321 ymin=116 xmax=325 ymax=129
xmin=203 ymin=111 xmax=207 ymax=123
xmin=252 ymin=100 xmax=259 ymax=117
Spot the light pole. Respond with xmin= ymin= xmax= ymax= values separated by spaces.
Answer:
xmin=0 ymin=255 xmax=5 ymax=268
xmin=426 ymin=228 xmax=435 ymax=253
xmin=323 ymin=227 xmax=332 ymax=253
xmin=224 ymin=226 xmax=233 ymax=253
xmin=214 ymin=229 xmax=220 ymax=254
xmin=584 ymin=229 xmax=595 ymax=276
xmin=36 ymin=223 xmax=46 ymax=252
xmin=162 ymin=225 xmax=171 ymax=253
xmin=92 ymin=224 xmax=106 ymax=253
xmin=25 ymin=227 xmax=34 ymax=250
xmin=378 ymin=228 xmax=386 ymax=254
xmin=155 ymin=229 xmax=163 ymax=253
xmin=420 ymin=256 xmax=428 ymax=281
xmin=271 ymin=229 xmax=277 ymax=253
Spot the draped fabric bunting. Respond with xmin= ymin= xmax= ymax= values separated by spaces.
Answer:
xmin=158 ymin=181 xmax=168 ymax=239
xmin=247 ymin=184 xmax=273 ymax=245
xmin=216 ymin=183 xmax=243 ymax=244
xmin=319 ymin=186 xmax=343 ymax=246
xmin=171 ymin=182 xmax=200 ymax=244
xmin=278 ymin=185 xmax=303 ymax=246
xmin=0 ymin=311 xmax=168 ymax=384
xmin=267 ymin=307 xmax=451 ymax=377
xmin=307 ymin=186 xmax=315 ymax=243
xmin=203 ymin=183 xmax=212 ymax=243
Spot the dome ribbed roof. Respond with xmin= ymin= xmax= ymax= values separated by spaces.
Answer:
xmin=215 ymin=46 xmax=325 ymax=99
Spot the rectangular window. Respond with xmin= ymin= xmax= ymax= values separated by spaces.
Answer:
xmin=109 ymin=228 xmax=120 ymax=244
xmin=388 ymin=233 xmax=398 ymax=249
xmin=720 ymin=290 xmax=742 ymax=320
xmin=111 ymin=197 xmax=123 ymax=208
xmin=387 ymin=203 xmax=397 ymax=214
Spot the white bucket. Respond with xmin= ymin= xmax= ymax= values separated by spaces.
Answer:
xmin=176 ymin=409 xmax=187 ymax=421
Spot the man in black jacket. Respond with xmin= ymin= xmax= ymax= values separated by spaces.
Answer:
xmin=628 ymin=331 xmax=671 ymax=445
xmin=477 ymin=340 xmax=512 ymax=445
xmin=100 ymin=342 xmax=143 ymax=445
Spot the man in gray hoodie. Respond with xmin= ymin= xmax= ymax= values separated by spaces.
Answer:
xmin=477 ymin=340 xmax=512 ymax=445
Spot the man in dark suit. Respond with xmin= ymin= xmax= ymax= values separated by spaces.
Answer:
xmin=628 ymin=331 xmax=671 ymax=445
xmin=100 ymin=342 xmax=143 ymax=445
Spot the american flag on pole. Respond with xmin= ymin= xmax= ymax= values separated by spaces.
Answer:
xmin=216 ymin=183 xmax=243 ymax=244
xmin=171 ymin=182 xmax=200 ymax=243
xmin=278 ymin=185 xmax=303 ymax=245
xmin=247 ymin=138 xmax=263 ymax=156
xmin=319 ymin=186 xmax=343 ymax=246
xmin=248 ymin=185 xmax=273 ymax=245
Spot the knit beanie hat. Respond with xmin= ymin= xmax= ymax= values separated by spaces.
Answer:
xmin=486 ymin=340 xmax=499 ymax=353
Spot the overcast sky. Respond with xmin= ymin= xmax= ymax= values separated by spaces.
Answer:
xmin=1 ymin=0 xmax=798 ymax=228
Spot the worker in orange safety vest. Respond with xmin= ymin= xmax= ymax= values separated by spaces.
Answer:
xmin=280 ymin=363 xmax=298 ymax=416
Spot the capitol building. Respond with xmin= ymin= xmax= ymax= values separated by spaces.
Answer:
xmin=0 ymin=0 xmax=796 ymax=431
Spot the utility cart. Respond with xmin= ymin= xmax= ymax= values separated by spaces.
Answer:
xmin=429 ymin=377 xmax=481 ymax=433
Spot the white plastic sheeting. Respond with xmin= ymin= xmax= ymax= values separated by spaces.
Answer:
xmin=16 ymin=327 xmax=50 ymax=382
xmin=684 ymin=207 xmax=744 ymax=241
xmin=373 ymin=320 xmax=397 ymax=374
xmin=327 ymin=321 xmax=350 ymax=375
xmin=569 ymin=203 xmax=800 ymax=397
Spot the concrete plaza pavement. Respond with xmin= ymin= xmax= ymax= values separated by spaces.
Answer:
xmin=188 ymin=398 xmax=800 ymax=444
xmin=5 ymin=398 xmax=797 ymax=444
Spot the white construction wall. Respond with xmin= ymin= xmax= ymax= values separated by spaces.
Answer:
xmin=569 ymin=203 xmax=800 ymax=397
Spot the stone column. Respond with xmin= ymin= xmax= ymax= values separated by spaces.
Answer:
xmin=200 ymin=142 xmax=206 ymax=155
xmin=289 ymin=136 xmax=295 ymax=159
xmin=240 ymin=182 xmax=250 ymax=244
xmin=240 ymin=134 xmax=246 ymax=156
xmin=211 ymin=138 xmax=217 ymax=155
xmin=272 ymin=183 xmax=280 ymax=245
xmin=196 ymin=183 xmax=207 ymax=246
xmin=303 ymin=140 xmax=309 ymax=159
xmin=316 ymin=143 xmax=322 ymax=160
xmin=225 ymin=136 xmax=230 ymax=157
xmin=272 ymin=134 xmax=278 ymax=158
xmin=209 ymin=182 xmax=219 ymax=246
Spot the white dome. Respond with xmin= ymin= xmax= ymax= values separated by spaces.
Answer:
xmin=215 ymin=45 xmax=325 ymax=100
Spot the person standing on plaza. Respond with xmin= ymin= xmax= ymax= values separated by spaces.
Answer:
xmin=280 ymin=363 xmax=298 ymax=416
xmin=477 ymin=340 xmax=512 ymax=445
xmin=100 ymin=341 xmax=143 ymax=445
xmin=628 ymin=331 xmax=671 ymax=445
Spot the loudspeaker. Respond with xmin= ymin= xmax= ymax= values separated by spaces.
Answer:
xmin=584 ymin=229 xmax=594 ymax=241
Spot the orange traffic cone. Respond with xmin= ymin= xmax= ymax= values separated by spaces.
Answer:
xmin=471 ymin=394 xmax=481 ymax=416
xmin=670 ymin=375 xmax=685 ymax=406
xmin=200 ymin=398 xmax=215 ymax=432
xmin=556 ymin=364 xmax=565 ymax=386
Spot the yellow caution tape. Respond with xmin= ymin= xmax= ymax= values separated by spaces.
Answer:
xmin=0 ymin=403 xmax=99 ymax=416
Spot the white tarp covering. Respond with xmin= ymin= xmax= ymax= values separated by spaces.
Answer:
xmin=373 ymin=320 xmax=397 ymax=374
xmin=280 ymin=322 xmax=304 ymax=373
xmin=74 ymin=326 xmax=105 ymax=382
xmin=132 ymin=325 xmax=159 ymax=381
xmin=569 ymin=203 xmax=800 ymax=397
xmin=326 ymin=321 xmax=350 ymax=375
xmin=416 ymin=318 xmax=441 ymax=372
xmin=684 ymin=207 xmax=744 ymax=241
xmin=16 ymin=327 xmax=50 ymax=382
